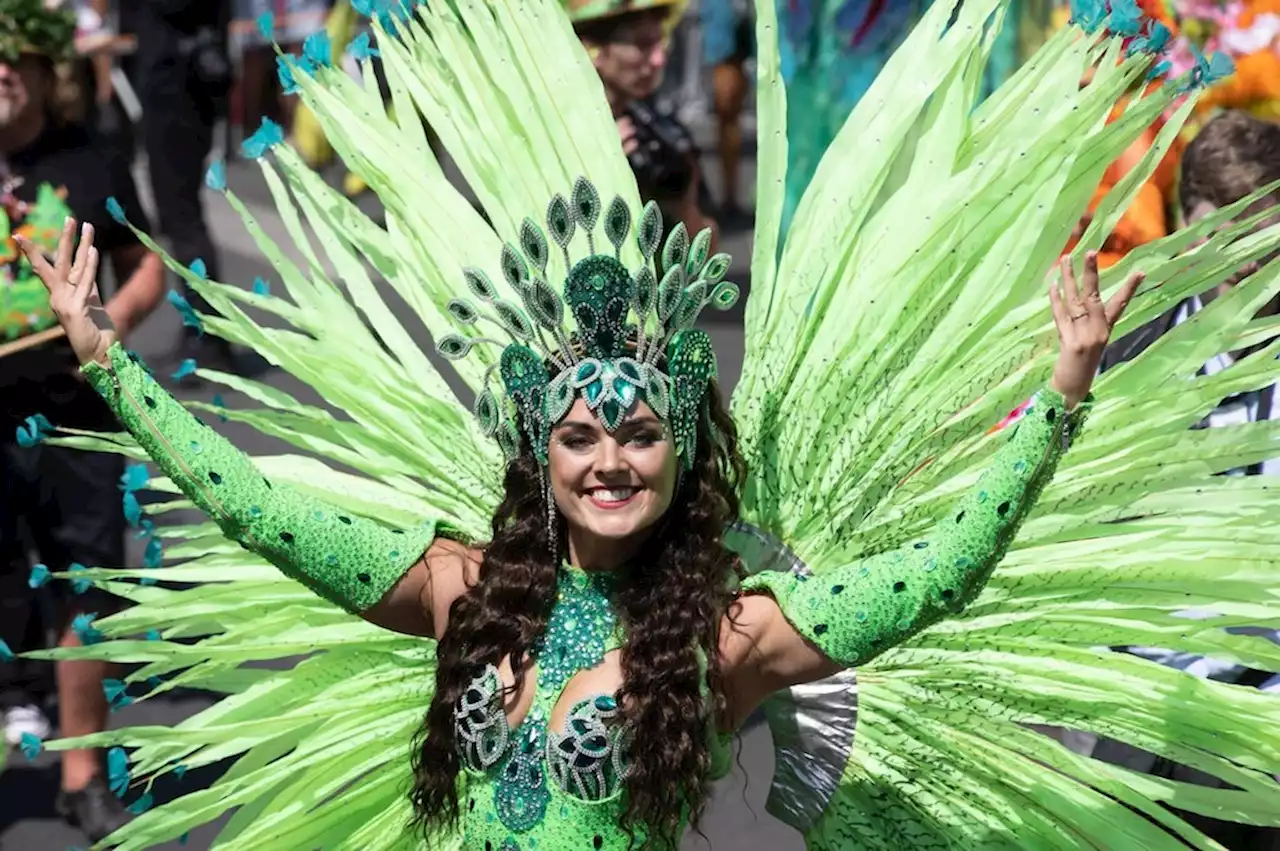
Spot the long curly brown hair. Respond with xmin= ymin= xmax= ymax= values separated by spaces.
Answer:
xmin=410 ymin=382 xmax=746 ymax=847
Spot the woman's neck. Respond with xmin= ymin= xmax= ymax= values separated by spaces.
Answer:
xmin=566 ymin=527 xmax=651 ymax=573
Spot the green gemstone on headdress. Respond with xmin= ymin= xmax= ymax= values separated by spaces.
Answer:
xmin=463 ymin=267 xmax=498 ymax=302
xmin=673 ymin=279 xmax=706 ymax=329
xmin=574 ymin=361 xmax=601 ymax=386
xmin=525 ymin=277 xmax=564 ymax=330
xmin=571 ymin=177 xmax=601 ymax=232
xmin=633 ymin=266 xmax=657 ymax=315
xmin=546 ymin=193 xmax=575 ymax=249
xmin=447 ymin=298 xmax=479 ymax=325
xmin=493 ymin=300 xmax=535 ymax=341
xmin=520 ymin=219 xmax=550 ymax=274
xmin=475 ymin=388 xmax=500 ymax=436
xmin=685 ymin=228 xmax=712 ymax=277
xmin=637 ymin=201 xmax=662 ymax=260
xmin=662 ymin=222 xmax=689 ymax=272
xmin=497 ymin=419 xmax=521 ymax=460
xmin=616 ymin=359 xmax=642 ymax=383
xmin=657 ymin=265 xmax=685 ymax=322
xmin=437 ymin=334 xmax=473 ymax=360
xmin=599 ymin=398 xmax=624 ymax=431
xmin=702 ymin=253 xmax=731 ymax=284
xmin=565 ymin=255 xmax=634 ymax=359
xmin=501 ymin=244 xmax=529 ymax=290
xmin=711 ymin=280 xmax=740 ymax=310
xmin=546 ymin=371 xmax=575 ymax=424
xmin=604 ymin=196 xmax=631 ymax=255
xmin=646 ymin=368 xmax=671 ymax=419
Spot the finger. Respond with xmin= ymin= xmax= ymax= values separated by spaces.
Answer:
xmin=1083 ymin=251 xmax=1107 ymax=325
xmin=14 ymin=236 xmax=58 ymax=286
xmin=1105 ymin=270 xmax=1146 ymax=327
xmin=73 ymin=247 xmax=102 ymax=311
xmin=1059 ymin=255 xmax=1082 ymax=306
xmin=1048 ymin=276 xmax=1068 ymax=331
xmin=69 ymin=223 xmax=94 ymax=288
xmin=1082 ymin=250 xmax=1103 ymax=301
xmin=54 ymin=217 xmax=77 ymax=282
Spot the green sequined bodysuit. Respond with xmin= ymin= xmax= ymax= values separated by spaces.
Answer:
xmin=454 ymin=565 xmax=730 ymax=851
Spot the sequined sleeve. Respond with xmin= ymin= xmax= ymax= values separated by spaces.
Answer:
xmin=742 ymin=387 xmax=1088 ymax=668
xmin=82 ymin=343 xmax=435 ymax=614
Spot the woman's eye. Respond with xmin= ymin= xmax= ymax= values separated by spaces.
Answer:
xmin=559 ymin=436 xmax=592 ymax=450
xmin=628 ymin=432 xmax=663 ymax=447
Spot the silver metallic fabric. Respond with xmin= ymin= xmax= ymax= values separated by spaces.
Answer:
xmin=725 ymin=520 xmax=858 ymax=832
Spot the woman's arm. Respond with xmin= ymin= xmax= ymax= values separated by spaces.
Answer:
xmin=721 ymin=388 xmax=1083 ymax=720
xmin=721 ymin=253 xmax=1143 ymax=723
xmin=84 ymin=342 xmax=440 ymax=621
xmin=20 ymin=219 xmax=474 ymax=637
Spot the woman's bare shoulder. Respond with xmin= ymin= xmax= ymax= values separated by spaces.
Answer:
xmin=421 ymin=537 xmax=485 ymax=638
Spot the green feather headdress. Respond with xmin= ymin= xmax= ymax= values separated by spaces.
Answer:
xmin=436 ymin=177 xmax=738 ymax=468
xmin=0 ymin=0 xmax=75 ymax=63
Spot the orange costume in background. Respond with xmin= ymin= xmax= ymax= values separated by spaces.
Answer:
xmin=1066 ymin=82 xmax=1183 ymax=268
xmin=1196 ymin=1 xmax=1280 ymax=119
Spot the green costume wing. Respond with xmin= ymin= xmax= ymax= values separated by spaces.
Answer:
xmin=736 ymin=0 xmax=1280 ymax=846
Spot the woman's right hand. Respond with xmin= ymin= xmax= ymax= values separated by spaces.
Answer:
xmin=16 ymin=217 xmax=117 ymax=368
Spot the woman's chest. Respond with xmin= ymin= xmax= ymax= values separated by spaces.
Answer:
xmin=455 ymin=571 xmax=639 ymax=848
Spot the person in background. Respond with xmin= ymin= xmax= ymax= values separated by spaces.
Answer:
xmin=700 ymin=0 xmax=752 ymax=230
xmin=132 ymin=0 xmax=234 ymax=367
xmin=1101 ymin=110 xmax=1279 ymax=372
xmin=566 ymin=0 xmax=716 ymax=239
xmin=234 ymin=0 xmax=329 ymax=134
xmin=1090 ymin=109 xmax=1280 ymax=850
xmin=0 ymin=0 xmax=163 ymax=840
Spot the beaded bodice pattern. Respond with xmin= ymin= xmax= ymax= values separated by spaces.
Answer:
xmin=457 ymin=565 xmax=661 ymax=851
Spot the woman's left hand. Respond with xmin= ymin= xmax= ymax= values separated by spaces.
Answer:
xmin=1048 ymin=250 xmax=1144 ymax=409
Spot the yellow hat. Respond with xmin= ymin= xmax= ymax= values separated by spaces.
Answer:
xmin=563 ymin=0 xmax=684 ymax=29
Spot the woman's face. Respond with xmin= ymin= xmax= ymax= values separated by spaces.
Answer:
xmin=548 ymin=397 xmax=678 ymax=559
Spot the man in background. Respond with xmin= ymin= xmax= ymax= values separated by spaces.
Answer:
xmin=567 ymin=0 xmax=717 ymax=239
xmin=131 ymin=0 xmax=233 ymax=367
xmin=700 ymin=0 xmax=752 ymax=229
xmin=1092 ymin=109 xmax=1280 ymax=850
xmin=1101 ymin=110 xmax=1280 ymax=375
xmin=0 ymin=1 xmax=164 ymax=840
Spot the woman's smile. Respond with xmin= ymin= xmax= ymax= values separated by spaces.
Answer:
xmin=585 ymin=485 xmax=642 ymax=509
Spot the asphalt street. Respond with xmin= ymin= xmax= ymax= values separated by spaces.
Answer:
xmin=0 ymin=140 xmax=802 ymax=850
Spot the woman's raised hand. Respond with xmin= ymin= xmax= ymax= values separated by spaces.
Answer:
xmin=1048 ymin=250 xmax=1143 ymax=409
xmin=16 ymin=217 xmax=116 ymax=368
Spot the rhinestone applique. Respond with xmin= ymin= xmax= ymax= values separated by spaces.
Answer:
xmin=456 ymin=665 xmax=509 ymax=773
xmin=534 ymin=566 xmax=619 ymax=693
xmin=547 ymin=696 xmax=630 ymax=802
xmin=495 ymin=709 xmax=551 ymax=832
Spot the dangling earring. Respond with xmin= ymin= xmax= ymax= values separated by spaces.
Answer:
xmin=542 ymin=469 xmax=558 ymax=562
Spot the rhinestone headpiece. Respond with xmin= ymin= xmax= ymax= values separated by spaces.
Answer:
xmin=437 ymin=177 xmax=738 ymax=468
